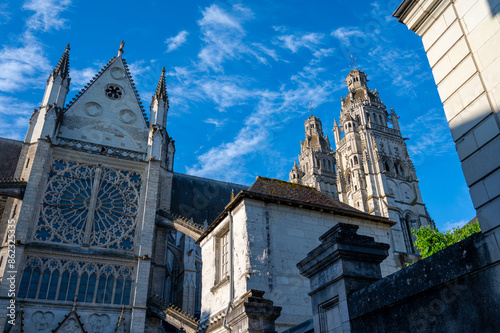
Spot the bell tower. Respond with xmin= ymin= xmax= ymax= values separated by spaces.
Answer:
xmin=334 ymin=69 xmax=434 ymax=265
xmin=289 ymin=115 xmax=338 ymax=199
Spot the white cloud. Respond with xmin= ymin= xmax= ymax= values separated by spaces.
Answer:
xmin=23 ymin=0 xmax=72 ymax=32
xmin=165 ymin=30 xmax=189 ymax=53
xmin=197 ymin=4 xmax=275 ymax=71
xmin=198 ymin=4 xmax=244 ymax=31
xmin=70 ymin=67 xmax=97 ymax=90
xmin=368 ymin=45 xmax=423 ymax=92
xmin=403 ymin=108 xmax=455 ymax=158
xmin=0 ymin=0 xmax=72 ymax=93
xmin=204 ymin=118 xmax=227 ymax=128
xmin=0 ymin=4 xmax=11 ymax=24
xmin=277 ymin=32 xmax=324 ymax=53
xmin=186 ymin=80 xmax=336 ymax=181
xmin=0 ymin=95 xmax=36 ymax=140
xmin=0 ymin=34 xmax=51 ymax=92
xmin=443 ymin=220 xmax=469 ymax=232
xmin=199 ymin=77 xmax=253 ymax=110
xmin=331 ymin=27 xmax=366 ymax=47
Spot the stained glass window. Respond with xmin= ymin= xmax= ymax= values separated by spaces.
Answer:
xmin=19 ymin=256 xmax=134 ymax=305
xmin=34 ymin=160 xmax=141 ymax=251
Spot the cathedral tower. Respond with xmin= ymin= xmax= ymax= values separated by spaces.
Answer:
xmin=289 ymin=115 xmax=338 ymax=199
xmin=335 ymin=69 xmax=434 ymax=261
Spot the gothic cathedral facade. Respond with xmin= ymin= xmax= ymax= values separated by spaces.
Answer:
xmin=290 ymin=69 xmax=434 ymax=267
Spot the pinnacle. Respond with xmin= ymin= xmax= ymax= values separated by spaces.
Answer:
xmin=52 ymin=43 xmax=70 ymax=80
xmin=117 ymin=40 xmax=125 ymax=57
xmin=153 ymin=67 xmax=168 ymax=103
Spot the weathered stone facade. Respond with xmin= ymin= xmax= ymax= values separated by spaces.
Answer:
xmin=0 ymin=43 xmax=244 ymax=332
xmin=198 ymin=177 xmax=395 ymax=332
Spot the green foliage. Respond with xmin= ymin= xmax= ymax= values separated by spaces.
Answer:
xmin=411 ymin=220 xmax=481 ymax=260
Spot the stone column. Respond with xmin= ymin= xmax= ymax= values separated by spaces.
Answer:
xmin=297 ymin=223 xmax=389 ymax=333
xmin=225 ymin=290 xmax=282 ymax=333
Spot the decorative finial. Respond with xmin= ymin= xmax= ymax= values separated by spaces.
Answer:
xmin=118 ymin=40 xmax=125 ymax=57
xmin=349 ymin=54 xmax=357 ymax=68
xmin=161 ymin=66 xmax=165 ymax=74
xmin=65 ymin=43 xmax=70 ymax=52
xmin=309 ymin=101 xmax=315 ymax=116
xmin=231 ymin=189 xmax=235 ymax=200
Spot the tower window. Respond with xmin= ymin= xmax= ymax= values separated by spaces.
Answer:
xmin=384 ymin=161 xmax=391 ymax=172
xmin=353 ymin=156 xmax=359 ymax=165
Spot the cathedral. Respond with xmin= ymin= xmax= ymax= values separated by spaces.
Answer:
xmin=0 ymin=43 xmax=433 ymax=332
xmin=289 ymin=69 xmax=434 ymax=268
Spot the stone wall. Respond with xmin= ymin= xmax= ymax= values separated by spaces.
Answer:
xmin=200 ymin=197 xmax=395 ymax=332
xmin=394 ymin=0 xmax=500 ymax=237
xmin=348 ymin=231 xmax=500 ymax=332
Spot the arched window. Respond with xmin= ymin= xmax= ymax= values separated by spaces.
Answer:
xmin=404 ymin=215 xmax=416 ymax=253
xmin=353 ymin=156 xmax=359 ymax=165
xmin=384 ymin=161 xmax=391 ymax=172
xmin=19 ymin=257 xmax=134 ymax=305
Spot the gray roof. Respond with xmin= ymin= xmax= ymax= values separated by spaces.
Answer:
xmin=170 ymin=173 xmax=248 ymax=225
xmin=0 ymin=138 xmax=22 ymax=178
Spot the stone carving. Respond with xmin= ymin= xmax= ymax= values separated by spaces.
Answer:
xmin=110 ymin=67 xmax=125 ymax=80
xmin=89 ymin=314 xmax=110 ymax=333
xmin=118 ymin=109 xmax=137 ymax=124
xmin=57 ymin=138 xmax=147 ymax=161
xmin=34 ymin=159 xmax=141 ymax=250
xmin=61 ymin=318 xmax=81 ymax=333
xmin=31 ymin=311 xmax=55 ymax=330
xmin=83 ymin=102 xmax=103 ymax=117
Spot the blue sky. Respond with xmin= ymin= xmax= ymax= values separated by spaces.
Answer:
xmin=0 ymin=0 xmax=475 ymax=231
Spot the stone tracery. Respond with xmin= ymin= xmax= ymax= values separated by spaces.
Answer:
xmin=34 ymin=159 xmax=141 ymax=251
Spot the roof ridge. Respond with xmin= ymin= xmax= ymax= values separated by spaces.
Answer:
xmin=122 ymin=57 xmax=149 ymax=126
xmin=64 ymin=56 xmax=117 ymax=110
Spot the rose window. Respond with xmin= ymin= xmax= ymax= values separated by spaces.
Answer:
xmin=105 ymin=84 xmax=123 ymax=99
xmin=34 ymin=160 xmax=141 ymax=251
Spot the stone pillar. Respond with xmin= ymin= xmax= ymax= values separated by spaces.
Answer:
xmin=225 ymin=290 xmax=282 ymax=333
xmin=297 ymin=223 xmax=389 ymax=333
xmin=131 ymin=160 xmax=161 ymax=332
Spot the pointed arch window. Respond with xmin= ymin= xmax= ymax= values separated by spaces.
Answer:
xmin=19 ymin=256 xmax=134 ymax=305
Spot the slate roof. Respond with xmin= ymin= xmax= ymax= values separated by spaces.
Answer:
xmin=170 ymin=173 xmax=248 ymax=225
xmin=0 ymin=138 xmax=22 ymax=178
xmin=248 ymin=176 xmax=360 ymax=213
xmin=198 ymin=176 xmax=393 ymax=243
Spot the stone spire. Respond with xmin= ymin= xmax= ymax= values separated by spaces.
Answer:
xmin=154 ymin=67 xmax=168 ymax=104
xmin=52 ymin=43 xmax=70 ymax=80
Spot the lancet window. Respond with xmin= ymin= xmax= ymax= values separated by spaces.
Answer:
xmin=18 ymin=256 xmax=134 ymax=305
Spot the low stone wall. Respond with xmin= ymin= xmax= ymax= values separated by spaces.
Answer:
xmin=348 ymin=232 xmax=500 ymax=332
